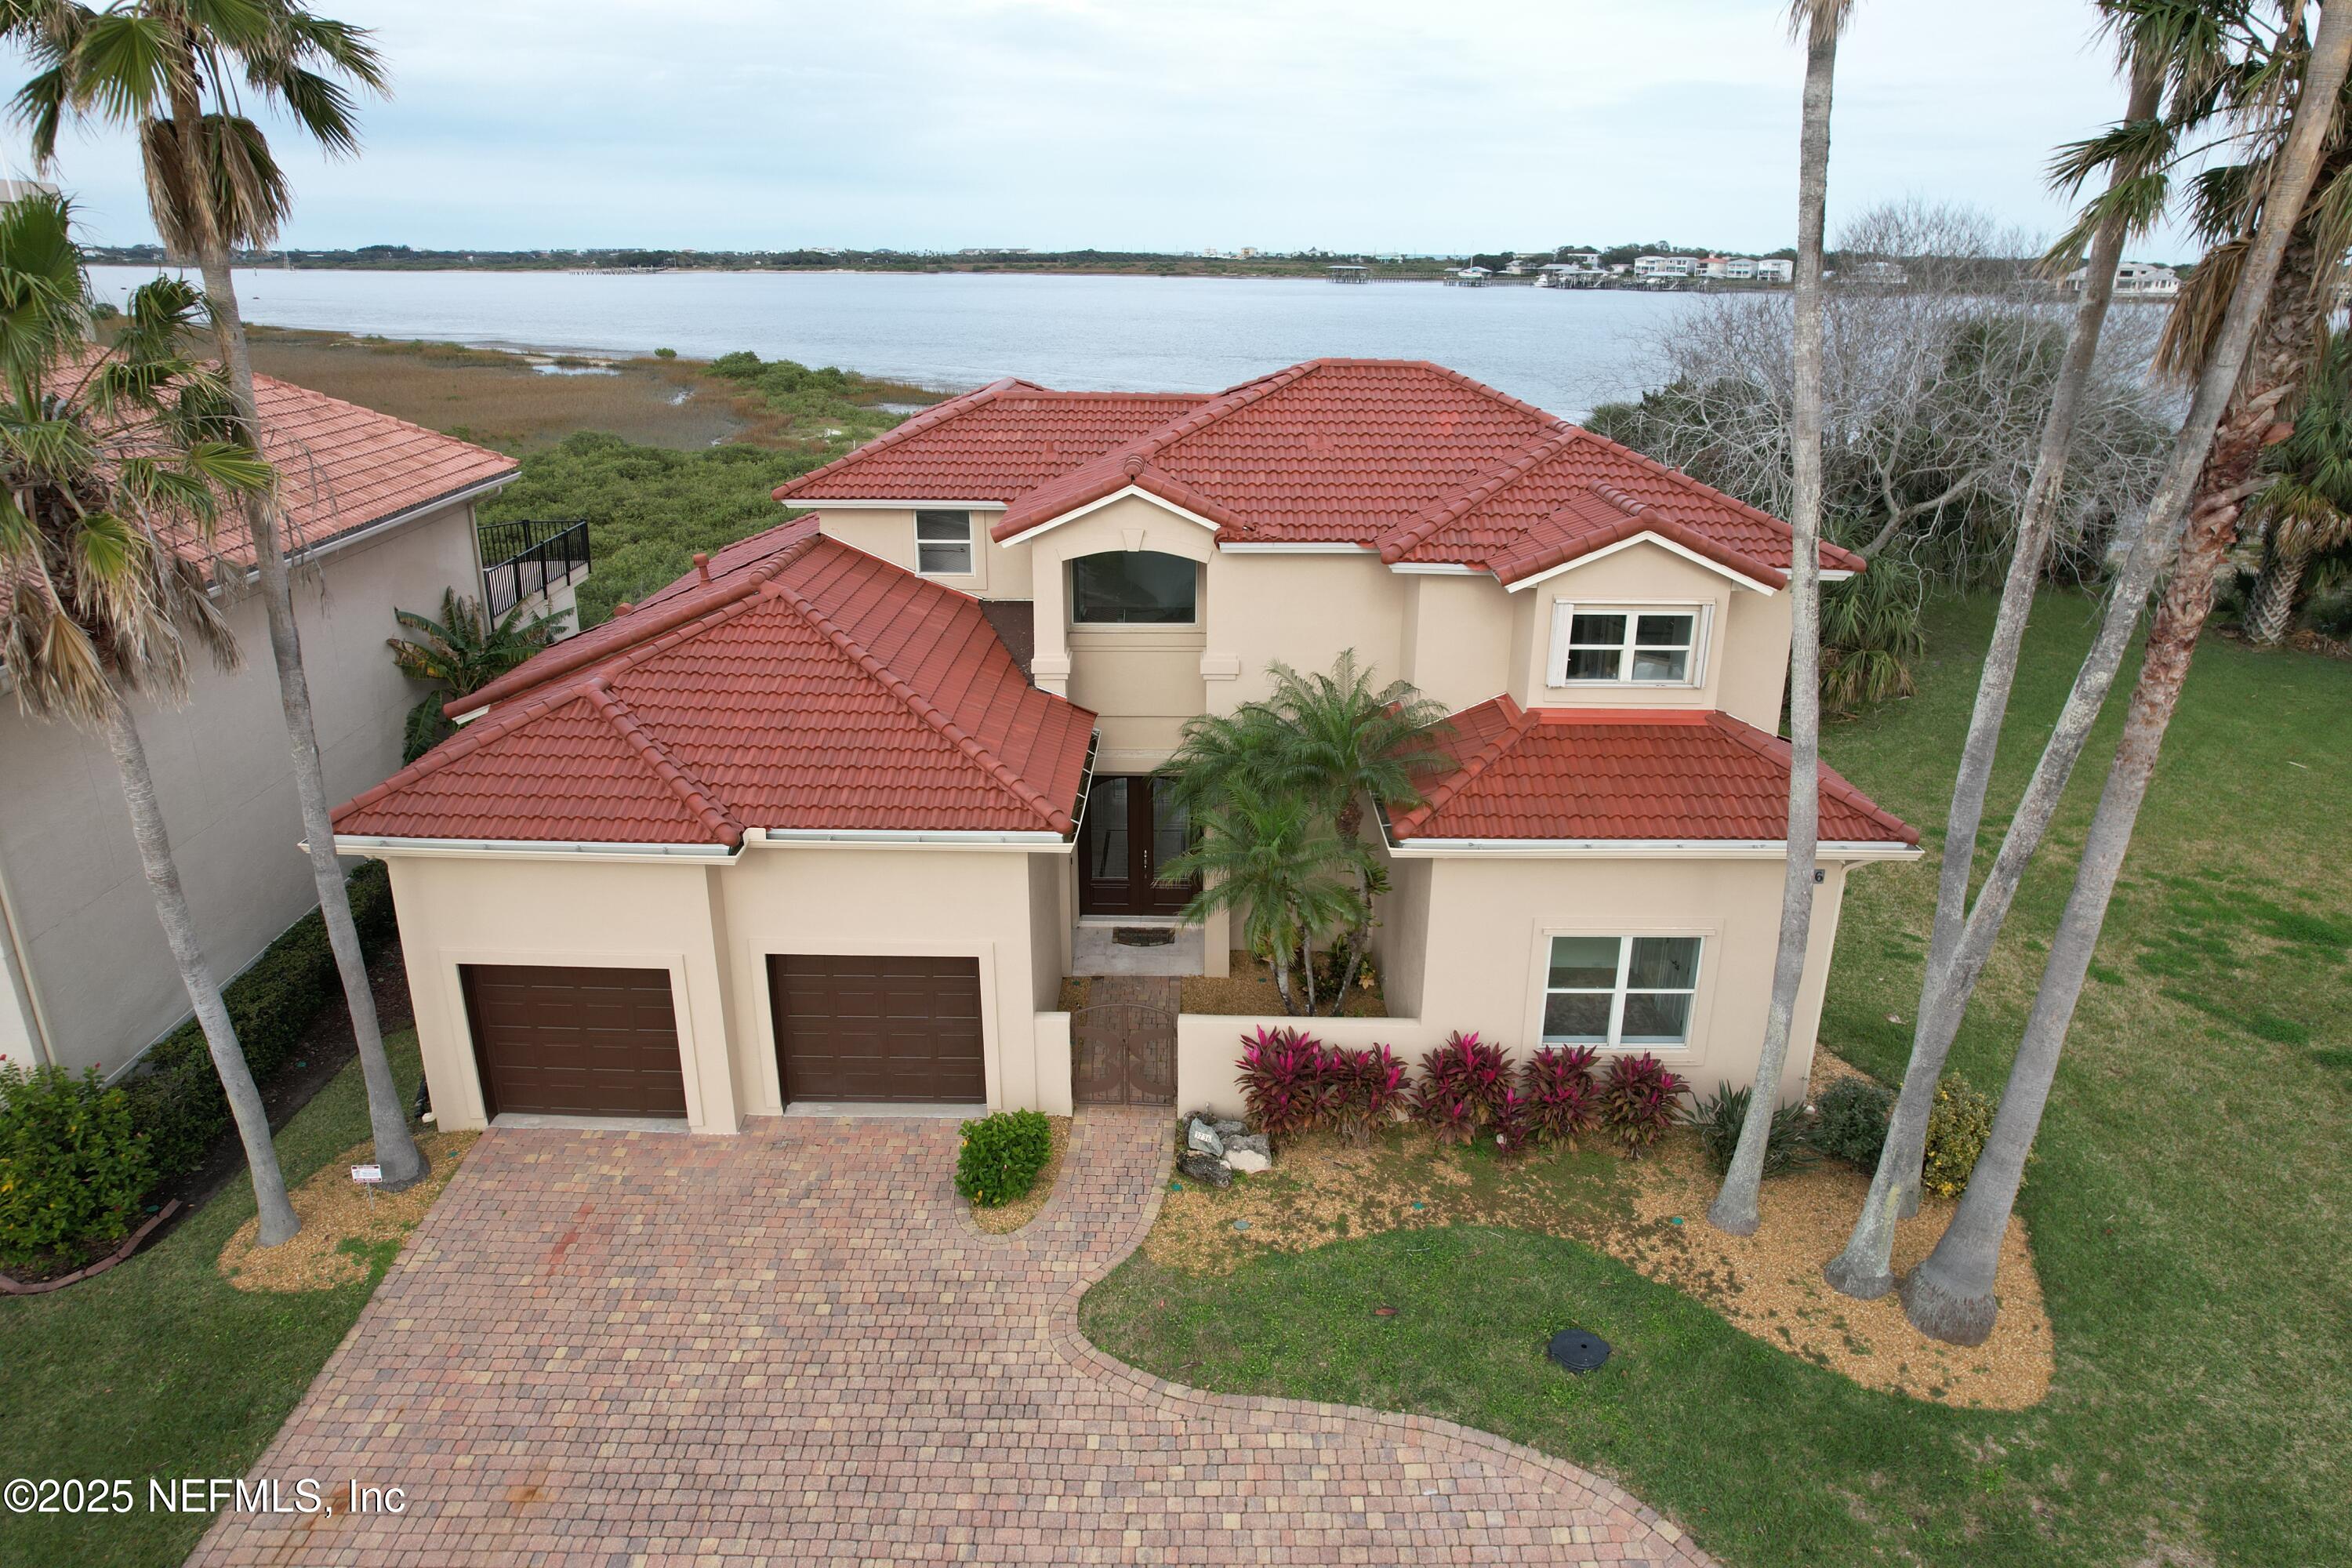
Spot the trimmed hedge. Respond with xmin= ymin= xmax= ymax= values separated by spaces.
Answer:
xmin=0 ymin=1062 xmax=154 ymax=1268
xmin=955 ymin=1110 xmax=1053 ymax=1207
xmin=122 ymin=862 xmax=399 ymax=1182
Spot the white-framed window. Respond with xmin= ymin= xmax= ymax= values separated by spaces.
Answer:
xmin=1550 ymin=604 xmax=1703 ymax=684
xmin=916 ymin=510 xmax=974 ymax=575
xmin=1541 ymin=935 xmax=1703 ymax=1047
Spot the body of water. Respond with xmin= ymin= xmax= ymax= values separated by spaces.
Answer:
xmin=88 ymin=267 xmax=1704 ymax=419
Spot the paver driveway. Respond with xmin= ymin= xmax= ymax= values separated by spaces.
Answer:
xmin=192 ymin=1110 xmax=1711 ymax=1566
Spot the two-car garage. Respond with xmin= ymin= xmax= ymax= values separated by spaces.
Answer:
xmin=459 ymin=955 xmax=987 ymax=1120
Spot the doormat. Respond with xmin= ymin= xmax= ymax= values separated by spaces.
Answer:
xmin=1113 ymin=927 xmax=1177 ymax=947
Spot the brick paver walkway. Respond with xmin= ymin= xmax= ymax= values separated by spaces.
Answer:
xmin=191 ymin=1110 xmax=1712 ymax=1565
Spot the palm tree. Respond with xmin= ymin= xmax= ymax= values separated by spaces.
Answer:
xmin=1904 ymin=2 xmax=2352 ymax=1345
xmin=1708 ymin=0 xmax=1850 ymax=1238
xmin=2243 ymin=333 xmax=2352 ymax=644
xmin=1254 ymin=653 xmax=1450 ymax=1009
xmin=1158 ymin=779 xmax=1363 ymax=1016
xmin=1824 ymin=18 xmax=2172 ymax=1298
xmin=0 ymin=191 xmax=297 ymax=1243
xmin=11 ymin=0 xmax=427 ymax=1189
xmin=387 ymin=590 xmax=561 ymax=762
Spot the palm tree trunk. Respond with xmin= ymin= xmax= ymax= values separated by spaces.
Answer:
xmin=1824 ymin=67 xmax=2160 ymax=1298
xmin=103 ymin=696 xmax=299 ymax=1247
xmin=1709 ymin=1 xmax=1836 ymax=1238
xmin=165 ymin=72 xmax=423 ymax=1191
xmin=2245 ymin=524 xmax=2311 ymax=645
xmin=1299 ymin=932 xmax=1321 ymax=1014
xmin=1902 ymin=13 xmax=2352 ymax=1347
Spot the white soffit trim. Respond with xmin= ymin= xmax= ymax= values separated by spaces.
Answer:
xmin=1380 ymin=833 xmax=1921 ymax=861
xmin=1820 ymin=568 xmax=1857 ymax=582
xmin=1501 ymin=531 xmax=1779 ymax=597
xmin=330 ymin=834 xmax=738 ymax=863
xmin=1218 ymin=542 xmax=1380 ymax=554
xmin=1388 ymin=561 xmax=1485 ymax=575
xmin=743 ymin=826 xmax=1073 ymax=851
xmin=793 ymin=499 xmax=1009 ymax=510
xmin=996 ymin=484 xmax=1225 ymax=544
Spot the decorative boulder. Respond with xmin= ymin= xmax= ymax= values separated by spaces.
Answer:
xmin=1212 ymin=1119 xmax=1248 ymax=1138
xmin=1186 ymin=1118 xmax=1225 ymax=1159
xmin=1223 ymin=1132 xmax=1272 ymax=1162
xmin=1178 ymin=1151 xmax=1233 ymax=1187
xmin=1226 ymin=1148 xmax=1272 ymax=1175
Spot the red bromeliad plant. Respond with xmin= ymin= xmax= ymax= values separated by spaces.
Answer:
xmin=1523 ymin=1044 xmax=1601 ymax=1150
xmin=1330 ymin=1044 xmax=1407 ymax=1145
xmin=1236 ymin=1025 xmax=1330 ymax=1141
xmin=1598 ymin=1053 xmax=1690 ymax=1156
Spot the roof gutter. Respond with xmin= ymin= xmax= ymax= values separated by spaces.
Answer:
xmin=1373 ymin=804 xmax=1919 ymax=861
xmin=328 ymin=833 xmax=739 ymax=863
xmin=742 ymin=826 xmax=1075 ymax=851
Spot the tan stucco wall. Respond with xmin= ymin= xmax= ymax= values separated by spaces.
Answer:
xmin=1508 ymin=543 xmax=1783 ymax=722
xmin=0 ymin=500 xmax=486 ymax=1075
xmin=803 ymin=506 xmax=1033 ymax=600
xmin=1204 ymin=552 xmax=1407 ymax=712
xmin=380 ymin=842 xmax=1077 ymax=1131
xmin=1399 ymin=573 xmax=1514 ymax=714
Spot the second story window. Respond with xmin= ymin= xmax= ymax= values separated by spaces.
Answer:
xmin=916 ymin=510 xmax=973 ymax=575
xmin=1072 ymin=550 xmax=1197 ymax=625
xmin=1552 ymin=605 xmax=1701 ymax=684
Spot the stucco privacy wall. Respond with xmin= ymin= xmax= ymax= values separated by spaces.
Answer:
xmin=0 ymin=501 xmax=484 ymax=1076
xmin=384 ymin=843 xmax=1076 ymax=1131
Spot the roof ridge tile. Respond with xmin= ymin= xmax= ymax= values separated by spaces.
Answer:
xmin=771 ymin=376 xmax=1040 ymax=502
xmin=1388 ymin=695 xmax=1531 ymax=837
xmin=582 ymin=678 xmax=744 ymax=846
xmin=1377 ymin=428 xmax=1584 ymax=563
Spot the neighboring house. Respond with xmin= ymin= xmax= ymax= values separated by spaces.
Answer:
xmin=0 ymin=375 xmax=519 ymax=1076
xmin=1753 ymin=258 xmax=1795 ymax=284
xmin=2064 ymin=260 xmax=2181 ymax=298
xmin=331 ymin=358 xmax=1918 ymax=1138
xmin=1633 ymin=254 xmax=1696 ymax=279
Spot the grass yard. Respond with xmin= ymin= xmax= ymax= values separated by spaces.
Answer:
xmin=0 ymin=1034 xmax=430 ymax=1568
xmin=1082 ymin=591 xmax=2352 ymax=1568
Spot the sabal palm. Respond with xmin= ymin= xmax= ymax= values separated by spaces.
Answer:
xmin=9 ymin=0 xmax=429 ymax=1187
xmin=0 ymin=190 xmax=299 ymax=1243
xmin=1159 ymin=781 xmax=1363 ymax=1017
xmin=2245 ymin=333 xmax=2352 ymax=643
xmin=387 ymin=590 xmax=559 ymax=762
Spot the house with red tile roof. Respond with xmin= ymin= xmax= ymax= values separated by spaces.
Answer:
xmin=331 ymin=359 xmax=1915 ymax=1135
xmin=1 ymin=373 xmax=521 ymax=1079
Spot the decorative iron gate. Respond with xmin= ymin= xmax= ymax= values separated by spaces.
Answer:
xmin=1070 ymin=1002 xmax=1176 ymax=1106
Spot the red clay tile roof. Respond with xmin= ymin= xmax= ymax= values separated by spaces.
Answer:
xmin=160 ymin=371 xmax=517 ymax=570
xmin=771 ymin=359 xmax=1860 ymax=583
xmin=1388 ymin=697 xmax=1917 ymax=845
xmin=332 ymin=532 xmax=1097 ymax=845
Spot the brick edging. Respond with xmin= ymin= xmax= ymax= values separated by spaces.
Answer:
xmin=0 ymin=1200 xmax=181 ymax=1297
xmin=1047 ymin=1111 xmax=1717 ymax=1566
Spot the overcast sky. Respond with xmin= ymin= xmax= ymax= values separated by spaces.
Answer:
xmin=7 ymin=1 xmax=2185 ymax=260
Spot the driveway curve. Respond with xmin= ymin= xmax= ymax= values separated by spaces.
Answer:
xmin=192 ymin=1108 xmax=1711 ymax=1566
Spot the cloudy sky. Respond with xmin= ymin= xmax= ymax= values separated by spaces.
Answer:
xmin=8 ymin=0 xmax=2176 ymax=259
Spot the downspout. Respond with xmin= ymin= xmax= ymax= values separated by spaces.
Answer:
xmin=0 ymin=848 xmax=59 ymax=1067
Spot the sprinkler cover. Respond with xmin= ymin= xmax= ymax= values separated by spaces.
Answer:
xmin=1546 ymin=1328 xmax=1611 ymax=1374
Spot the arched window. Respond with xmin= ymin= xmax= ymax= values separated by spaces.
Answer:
xmin=1070 ymin=550 xmax=1197 ymax=625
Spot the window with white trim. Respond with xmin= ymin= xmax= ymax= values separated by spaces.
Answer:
xmin=1552 ymin=605 xmax=1701 ymax=684
xmin=916 ymin=510 xmax=974 ymax=575
xmin=1541 ymin=935 xmax=1702 ymax=1047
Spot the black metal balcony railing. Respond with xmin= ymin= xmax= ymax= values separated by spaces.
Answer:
xmin=480 ymin=518 xmax=590 ymax=618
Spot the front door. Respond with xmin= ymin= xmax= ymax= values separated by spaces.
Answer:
xmin=1079 ymin=775 xmax=1196 ymax=916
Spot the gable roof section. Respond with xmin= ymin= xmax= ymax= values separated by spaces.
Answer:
xmin=768 ymin=358 xmax=1860 ymax=582
xmin=1388 ymin=696 xmax=1917 ymax=846
xmin=332 ymin=532 xmax=1097 ymax=847
xmin=159 ymin=370 xmax=517 ymax=571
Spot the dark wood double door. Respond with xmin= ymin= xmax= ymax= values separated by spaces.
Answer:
xmin=1080 ymin=775 xmax=1197 ymax=916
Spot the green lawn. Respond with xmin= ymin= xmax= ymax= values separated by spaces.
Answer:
xmin=0 ymin=1034 xmax=426 ymax=1568
xmin=1082 ymin=591 xmax=2352 ymax=1568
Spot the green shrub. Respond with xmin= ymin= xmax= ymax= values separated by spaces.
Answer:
xmin=653 ymin=347 xmax=677 ymax=358
xmin=955 ymin=1110 xmax=1052 ymax=1207
xmin=1687 ymin=1083 xmax=1809 ymax=1178
xmin=0 ymin=1062 xmax=154 ymax=1267
xmin=1922 ymin=1073 xmax=1995 ymax=1199
xmin=122 ymin=862 xmax=400 ymax=1181
xmin=1813 ymin=1077 xmax=1896 ymax=1168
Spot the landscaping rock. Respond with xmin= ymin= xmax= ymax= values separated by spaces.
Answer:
xmin=1226 ymin=1148 xmax=1271 ymax=1175
xmin=1223 ymin=1132 xmax=1271 ymax=1162
xmin=1212 ymin=1118 xmax=1247 ymax=1138
xmin=1178 ymin=1151 xmax=1232 ymax=1187
xmin=1186 ymin=1118 xmax=1225 ymax=1159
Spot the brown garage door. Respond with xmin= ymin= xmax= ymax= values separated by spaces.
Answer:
xmin=461 ymin=964 xmax=687 ymax=1119
xmin=769 ymin=955 xmax=985 ymax=1104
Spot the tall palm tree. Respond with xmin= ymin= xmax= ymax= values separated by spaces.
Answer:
xmin=1254 ymin=653 xmax=1450 ymax=1009
xmin=1904 ymin=1 xmax=2352 ymax=1345
xmin=1158 ymin=779 xmax=1364 ymax=1017
xmin=1824 ymin=20 xmax=2174 ymax=1298
xmin=2243 ymin=332 xmax=2352 ymax=644
xmin=1708 ymin=0 xmax=1850 ymax=1237
xmin=0 ymin=191 xmax=297 ymax=1243
xmin=10 ymin=0 xmax=426 ymax=1189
